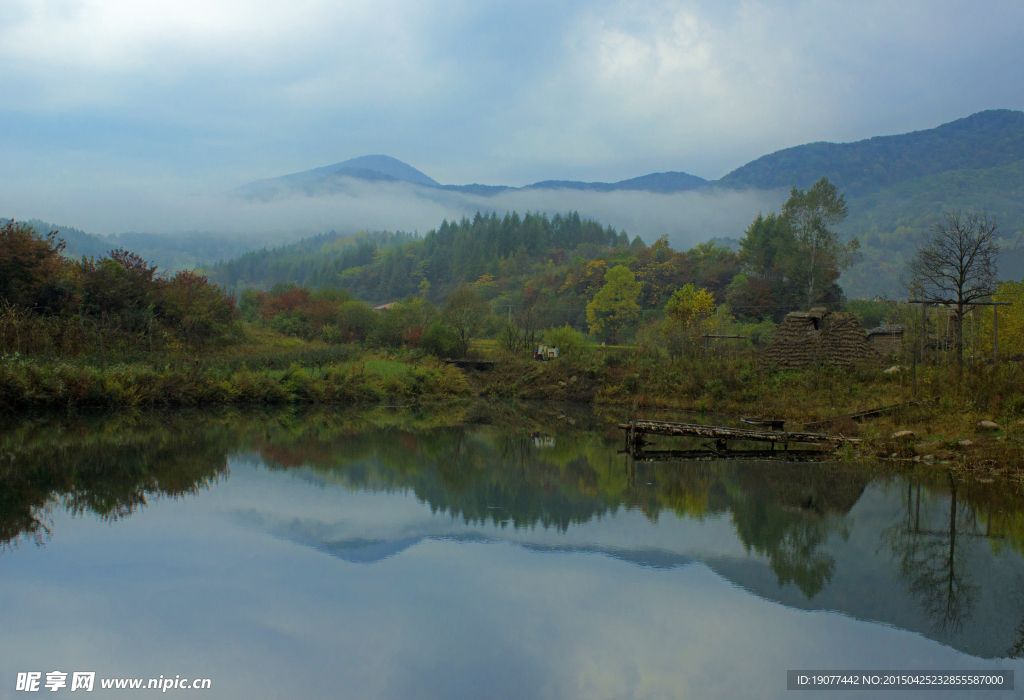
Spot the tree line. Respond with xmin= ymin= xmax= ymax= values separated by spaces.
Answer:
xmin=0 ymin=176 xmax=869 ymax=360
xmin=0 ymin=221 xmax=238 ymax=356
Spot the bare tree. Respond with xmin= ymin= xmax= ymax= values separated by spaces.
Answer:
xmin=903 ymin=211 xmax=999 ymax=367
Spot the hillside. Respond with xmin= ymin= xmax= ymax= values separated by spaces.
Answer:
xmin=524 ymin=171 xmax=709 ymax=193
xmin=717 ymin=110 xmax=1024 ymax=196
xmin=837 ymin=157 xmax=1024 ymax=299
xmin=207 ymin=230 xmax=418 ymax=292
xmin=1 ymin=218 xmax=290 ymax=273
xmin=845 ymin=158 xmax=1024 ymax=237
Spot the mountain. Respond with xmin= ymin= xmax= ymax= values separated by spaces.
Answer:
xmin=38 ymin=108 xmax=1020 ymax=297
xmin=525 ymin=171 xmax=709 ymax=193
xmin=705 ymin=109 xmax=1024 ymax=298
xmin=234 ymin=158 xmax=710 ymax=199
xmin=237 ymin=109 xmax=1024 ymax=202
xmin=235 ymin=154 xmax=440 ymax=199
xmin=717 ymin=109 xmax=1024 ymax=197
xmin=328 ymin=155 xmax=440 ymax=186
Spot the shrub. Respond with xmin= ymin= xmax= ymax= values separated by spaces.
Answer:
xmin=419 ymin=319 xmax=461 ymax=358
xmin=544 ymin=325 xmax=589 ymax=355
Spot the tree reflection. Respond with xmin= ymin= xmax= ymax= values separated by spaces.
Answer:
xmin=2 ymin=406 xmax=866 ymax=601
xmin=720 ymin=463 xmax=859 ymax=597
xmin=0 ymin=412 xmax=233 ymax=555
xmin=886 ymin=472 xmax=977 ymax=635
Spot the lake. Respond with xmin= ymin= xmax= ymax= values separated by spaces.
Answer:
xmin=2 ymin=404 xmax=1023 ymax=699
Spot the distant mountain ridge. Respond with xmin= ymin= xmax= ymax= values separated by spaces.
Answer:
xmin=235 ymin=161 xmax=712 ymax=198
xmin=234 ymin=109 xmax=1024 ymax=201
xmin=717 ymin=109 xmax=1024 ymax=196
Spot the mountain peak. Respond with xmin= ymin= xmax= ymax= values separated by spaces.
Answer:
xmin=325 ymin=155 xmax=439 ymax=187
xmin=234 ymin=155 xmax=438 ymax=199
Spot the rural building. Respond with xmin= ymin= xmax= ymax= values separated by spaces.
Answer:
xmin=762 ymin=307 xmax=880 ymax=368
xmin=867 ymin=324 xmax=904 ymax=354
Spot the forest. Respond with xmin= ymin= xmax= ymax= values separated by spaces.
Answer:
xmin=0 ymin=177 xmax=883 ymax=367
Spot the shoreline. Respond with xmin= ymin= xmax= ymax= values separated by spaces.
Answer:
xmin=3 ymin=350 xmax=1023 ymax=484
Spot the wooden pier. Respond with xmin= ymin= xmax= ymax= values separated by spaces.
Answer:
xmin=618 ymin=448 xmax=831 ymax=462
xmin=619 ymin=419 xmax=860 ymax=453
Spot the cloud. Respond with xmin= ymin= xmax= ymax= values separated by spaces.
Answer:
xmin=0 ymin=0 xmax=1022 ymax=189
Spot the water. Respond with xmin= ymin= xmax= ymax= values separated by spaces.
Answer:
xmin=2 ymin=405 xmax=1023 ymax=699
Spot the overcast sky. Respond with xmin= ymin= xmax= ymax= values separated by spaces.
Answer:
xmin=1 ymin=0 xmax=1022 ymax=230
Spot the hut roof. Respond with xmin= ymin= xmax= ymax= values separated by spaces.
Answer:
xmin=762 ymin=308 xmax=880 ymax=368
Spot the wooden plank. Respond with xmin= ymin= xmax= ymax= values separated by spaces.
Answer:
xmin=741 ymin=416 xmax=786 ymax=430
xmin=617 ymin=420 xmax=860 ymax=445
xmin=619 ymin=449 xmax=830 ymax=462
xmin=803 ymin=396 xmax=938 ymax=429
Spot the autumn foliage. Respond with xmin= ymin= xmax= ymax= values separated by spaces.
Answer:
xmin=0 ymin=221 xmax=238 ymax=355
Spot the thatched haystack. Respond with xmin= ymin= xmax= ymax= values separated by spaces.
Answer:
xmin=762 ymin=307 xmax=880 ymax=368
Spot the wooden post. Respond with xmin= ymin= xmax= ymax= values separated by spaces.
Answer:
xmin=994 ymin=304 xmax=999 ymax=362
xmin=912 ymin=348 xmax=917 ymax=397
xmin=921 ymin=302 xmax=926 ymax=362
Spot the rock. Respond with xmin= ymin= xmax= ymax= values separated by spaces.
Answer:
xmin=569 ymin=375 xmax=578 ymax=383
xmin=914 ymin=441 xmax=938 ymax=453
xmin=883 ymin=365 xmax=901 ymax=374
xmin=566 ymin=418 xmax=576 ymax=426
xmin=923 ymin=454 xmax=936 ymax=461
xmin=889 ymin=453 xmax=899 ymax=459
xmin=558 ymin=380 xmax=567 ymax=387
xmin=977 ymin=420 xmax=1001 ymax=431
xmin=892 ymin=430 xmax=915 ymax=440
xmin=934 ymin=450 xmax=954 ymax=460
xmin=958 ymin=439 xmax=973 ymax=447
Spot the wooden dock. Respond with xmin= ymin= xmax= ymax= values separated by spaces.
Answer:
xmin=619 ymin=419 xmax=860 ymax=452
xmin=618 ymin=448 xmax=831 ymax=462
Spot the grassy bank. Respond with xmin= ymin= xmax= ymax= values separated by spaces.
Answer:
xmin=0 ymin=348 xmax=469 ymax=407
xmin=5 ymin=329 xmax=1024 ymax=478
xmin=470 ymin=348 xmax=1024 ymax=477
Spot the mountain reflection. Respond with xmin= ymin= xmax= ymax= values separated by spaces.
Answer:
xmin=4 ymin=405 xmax=1024 ymax=658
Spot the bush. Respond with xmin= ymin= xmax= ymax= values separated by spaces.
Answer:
xmin=543 ymin=325 xmax=589 ymax=355
xmin=419 ymin=319 xmax=461 ymax=358
xmin=602 ymin=347 xmax=632 ymax=368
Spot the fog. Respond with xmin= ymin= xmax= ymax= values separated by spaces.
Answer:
xmin=1 ymin=176 xmax=786 ymax=252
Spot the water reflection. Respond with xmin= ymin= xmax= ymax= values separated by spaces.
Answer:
xmin=885 ymin=473 xmax=976 ymax=635
xmin=3 ymin=405 xmax=1024 ymax=661
xmin=0 ymin=412 xmax=231 ymax=553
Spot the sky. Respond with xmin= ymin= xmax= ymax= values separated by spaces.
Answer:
xmin=1 ymin=0 xmax=1022 ymax=234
